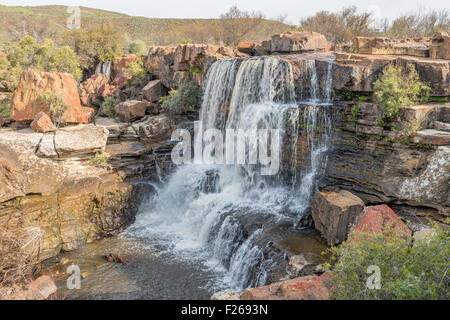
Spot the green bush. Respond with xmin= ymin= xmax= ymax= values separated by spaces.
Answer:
xmin=325 ymin=225 xmax=449 ymax=300
xmin=374 ymin=64 xmax=431 ymax=122
xmin=0 ymin=36 xmax=82 ymax=90
xmin=160 ymin=78 xmax=201 ymax=115
xmin=0 ymin=101 xmax=10 ymax=119
xmin=64 ymin=23 xmax=123 ymax=72
xmin=39 ymin=90 xmax=67 ymax=127
xmin=128 ymin=39 xmax=148 ymax=55
xmin=126 ymin=56 xmax=151 ymax=86
xmin=102 ymin=95 xmax=120 ymax=118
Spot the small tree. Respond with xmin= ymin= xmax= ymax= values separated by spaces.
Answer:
xmin=39 ymin=90 xmax=67 ymax=127
xmin=160 ymin=78 xmax=201 ymax=115
xmin=374 ymin=64 xmax=431 ymax=122
xmin=126 ymin=56 xmax=151 ymax=86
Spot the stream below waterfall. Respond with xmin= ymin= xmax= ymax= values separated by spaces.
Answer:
xmin=44 ymin=54 xmax=336 ymax=300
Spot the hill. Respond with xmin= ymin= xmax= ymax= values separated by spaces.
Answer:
xmin=0 ymin=5 xmax=289 ymax=46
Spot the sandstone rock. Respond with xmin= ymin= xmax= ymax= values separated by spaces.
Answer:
xmin=113 ymin=54 xmax=137 ymax=76
xmin=412 ymin=129 xmax=450 ymax=145
xmin=146 ymin=44 xmax=237 ymax=89
xmin=242 ymin=273 xmax=332 ymax=300
xmin=0 ymin=143 xmax=25 ymax=203
xmin=142 ymin=80 xmax=163 ymax=102
xmin=115 ymin=100 xmax=149 ymax=123
xmin=353 ymin=37 xmax=430 ymax=57
xmin=430 ymin=32 xmax=450 ymax=60
xmin=350 ymin=205 xmax=412 ymax=241
xmin=311 ymin=190 xmax=364 ymax=245
xmin=96 ymin=83 xmax=120 ymax=101
xmin=79 ymin=73 xmax=110 ymax=106
xmin=211 ymin=291 xmax=243 ymax=300
xmin=52 ymin=125 xmax=109 ymax=159
xmin=30 ymin=112 xmax=56 ymax=133
xmin=138 ymin=115 xmax=173 ymax=141
xmin=0 ymin=114 xmax=3 ymax=127
xmin=270 ymin=32 xmax=328 ymax=53
xmin=82 ymin=106 xmax=96 ymax=123
xmin=26 ymin=276 xmax=57 ymax=300
xmin=237 ymin=41 xmax=256 ymax=55
xmin=111 ymin=54 xmax=137 ymax=89
xmin=10 ymin=68 xmax=88 ymax=124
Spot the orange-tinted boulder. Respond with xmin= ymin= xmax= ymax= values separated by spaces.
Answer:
xmin=10 ymin=68 xmax=88 ymax=124
xmin=80 ymin=73 xmax=110 ymax=106
xmin=237 ymin=41 xmax=256 ymax=55
xmin=115 ymin=100 xmax=149 ymax=123
xmin=30 ymin=112 xmax=56 ymax=133
xmin=430 ymin=31 xmax=450 ymax=60
xmin=350 ymin=205 xmax=412 ymax=241
xmin=242 ymin=273 xmax=332 ymax=300
xmin=270 ymin=32 xmax=328 ymax=53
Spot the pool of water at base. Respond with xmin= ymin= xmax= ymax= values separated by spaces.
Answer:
xmin=42 ymin=229 xmax=328 ymax=300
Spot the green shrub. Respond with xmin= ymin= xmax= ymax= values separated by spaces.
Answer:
xmin=126 ymin=56 xmax=151 ymax=86
xmin=0 ymin=101 xmax=10 ymax=119
xmin=89 ymin=152 xmax=111 ymax=168
xmin=160 ymin=78 xmax=201 ymax=115
xmin=39 ymin=90 xmax=67 ymax=127
xmin=128 ymin=39 xmax=148 ymax=55
xmin=64 ymin=23 xmax=123 ymax=72
xmin=325 ymin=225 xmax=449 ymax=300
xmin=102 ymin=95 xmax=120 ymax=118
xmin=374 ymin=64 xmax=431 ymax=122
xmin=0 ymin=36 xmax=82 ymax=90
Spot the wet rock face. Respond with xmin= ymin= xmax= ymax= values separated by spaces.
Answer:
xmin=318 ymin=102 xmax=450 ymax=216
xmin=10 ymin=68 xmax=88 ymax=124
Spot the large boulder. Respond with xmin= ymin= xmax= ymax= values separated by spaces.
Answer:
xmin=115 ymin=100 xmax=149 ymax=123
xmin=430 ymin=31 xmax=450 ymax=60
xmin=30 ymin=112 xmax=56 ymax=133
xmin=10 ymin=68 xmax=88 ymax=124
xmin=311 ymin=190 xmax=365 ymax=245
xmin=142 ymin=80 xmax=163 ymax=102
xmin=270 ymin=32 xmax=328 ymax=53
xmin=138 ymin=115 xmax=173 ymax=142
xmin=79 ymin=73 xmax=110 ymax=106
xmin=242 ymin=273 xmax=332 ymax=300
xmin=111 ymin=54 xmax=137 ymax=89
xmin=350 ymin=205 xmax=412 ymax=241
xmin=237 ymin=41 xmax=256 ymax=55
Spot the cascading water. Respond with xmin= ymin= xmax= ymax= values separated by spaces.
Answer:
xmin=95 ymin=61 xmax=112 ymax=78
xmin=128 ymin=55 xmax=334 ymax=292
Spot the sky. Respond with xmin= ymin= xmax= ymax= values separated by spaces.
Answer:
xmin=1 ymin=0 xmax=449 ymax=25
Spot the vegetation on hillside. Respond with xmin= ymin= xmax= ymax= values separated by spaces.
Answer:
xmin=300 ymin=6 xmax=449 ymax=44
xmin=374 ymin=64 xmax=431 ymax=122
xmin=63 ymin=23 xmax=123 ymax=72
xmin=0 ymin=36 xmax=81 ymax=90
xmin=325 ymin=224 xmax=449 ymax=300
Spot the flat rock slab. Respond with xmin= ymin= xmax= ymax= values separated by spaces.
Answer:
xmin=106 ymin=141 xmax=149 ymax=157
xmin=413 ymin=129 xmax=450 ymax=145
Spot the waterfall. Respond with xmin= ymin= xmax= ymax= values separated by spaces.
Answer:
xmin=129 ymin=55 xmax=333 ymax=291
xmin=95 ymin=61 xmax=112 ymax=78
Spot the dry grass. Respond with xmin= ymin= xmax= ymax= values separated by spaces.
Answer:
xmin=0 ymin=226 xmax=41 ymax=287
